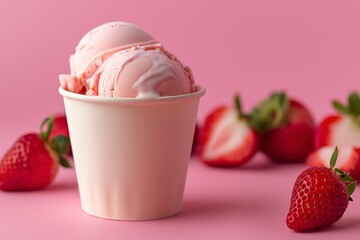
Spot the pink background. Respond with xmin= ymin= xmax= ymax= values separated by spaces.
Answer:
xmin=0 ymin=0 xmax=360 ymax=239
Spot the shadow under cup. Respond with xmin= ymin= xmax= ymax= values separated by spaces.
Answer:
xmin=59 ymin=86 xmax=205 ymax=221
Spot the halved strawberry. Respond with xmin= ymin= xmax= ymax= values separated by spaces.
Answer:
xmin=250 ymin=92 xmax=315 ymax=163
xmin=314 ymin=92 xmax=360 ymax=149
xmin=198 ymin=95 xmax=259 ymax=167
xmin=307 ymin=146 xmax=360 ymax=181
xmin=0 ymin=116 xmax=72 ymax=191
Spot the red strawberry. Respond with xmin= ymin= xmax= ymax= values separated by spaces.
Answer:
xmin=315 ymin=92 xmax=360 ymax=149
xmin=287 ymin=147 xmax=356 ymax=232
xmin=0 ymin=116 xmax=72 ymax=191
xmin=198 ymin=95 xmax=259 ymax=167
xmin=49 ymin=114 xmax=72 ymax=155
xmin=306 ymin=146 xmax=360 ymax=181
xmin=250 ymin=92 xmax=315 ymax=163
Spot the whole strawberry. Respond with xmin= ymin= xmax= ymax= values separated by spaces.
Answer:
xmin=250 ymin=92 xmax=315 ymax=163
xmin=315 ymin=92 xmax=360 ymax=149
xmin=0 ymin=116 xmax=71 ymax=191
xmin=198 ymin=95 xmax=259 ymax=167
xmin=286 ymin=147 xmax=356 ymax=232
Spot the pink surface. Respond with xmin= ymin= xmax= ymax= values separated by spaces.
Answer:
xmin=1 ymin=0 xmax=360 ymax=239
xmin=0 ymin=157 xmax=360 ymax=239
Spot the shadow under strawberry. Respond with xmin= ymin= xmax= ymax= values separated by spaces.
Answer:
xmin=293 ymin=216 xmax=360 ymax=233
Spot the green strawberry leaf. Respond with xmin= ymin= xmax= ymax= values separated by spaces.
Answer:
xmin=347 ymin=181 xmax=357 ymax=198
xmin=332 ymin=101 xmax=349 ymax=114
xmin=51 ymin=135 xmax=70 ymax=155
xmin=329 ymin=145 xmax=357 ymax=200
xmin=249 ymin=92 xmax=289 ymax=133
xmin=59 ymin=156 xmax=72 ymax=168
xmin=335 ymin=168 xmax=355 ymax=181
xmin=332 ymin=91 xmax=360 ymax=117
xmin=340 ymin=174 xmax=355 ymax=183
xmin=348 ymin=92 xmax=360 ymax=117
xmin=334 ymin=168 xmax=346 ymax=178
xmin=40 ymin=115 xmax=54 ymax=142
xmin=330 ymin=146 xmax=338 ymax=170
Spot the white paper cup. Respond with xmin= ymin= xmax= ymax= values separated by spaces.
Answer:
xmin=59 ymin=86 xmax=205 ymax=220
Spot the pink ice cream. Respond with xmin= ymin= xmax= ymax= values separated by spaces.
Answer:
xmin=60 ymin=22 xmax=195 ymax=98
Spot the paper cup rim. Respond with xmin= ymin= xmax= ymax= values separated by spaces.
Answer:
xmin=59 ymin=85 xmax=205 ymax=104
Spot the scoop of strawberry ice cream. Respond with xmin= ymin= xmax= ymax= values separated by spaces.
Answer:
xmin=60 ymin=21 xmax=156 ymax=94
xmin=60 ymin=21 xmax=196 ymax=98
xmin=86 ymin=44 xmax=195 ymax=98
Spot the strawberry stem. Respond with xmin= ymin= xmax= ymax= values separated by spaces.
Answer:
xmin=234 ymin=94 xmax=242 ymax=117
xmin=234 ymin=94 xmax=249 ymax=120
